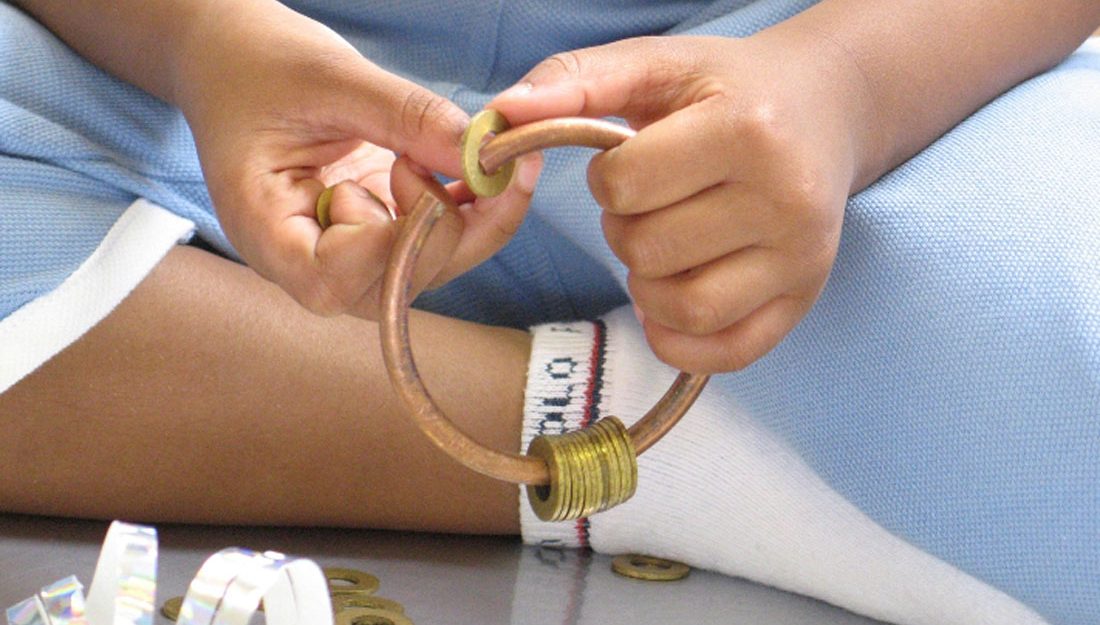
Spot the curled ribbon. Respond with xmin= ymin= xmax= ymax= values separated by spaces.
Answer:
xmin=6 ymin=522 xmax=331 ymax=625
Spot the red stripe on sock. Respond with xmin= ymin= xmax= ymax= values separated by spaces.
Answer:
xmin=575 ymin=517 xmax=590 ymax=548
xmin=574 ymin=321 xmax=605 ymax=549
xmin=580 ymin=321 xmax=604 ymax=429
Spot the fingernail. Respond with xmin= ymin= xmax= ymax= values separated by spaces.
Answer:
xmin=515 ymin=155 xmax=541 ymax=194
xmin=632 ymin=302 xmax=646 ymax=325
xmin=498 ymin=81 xmax=534 ymax=100
xmin=347 ymin=184 xmax=393 ymax=223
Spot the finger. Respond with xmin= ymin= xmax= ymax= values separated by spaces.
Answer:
xmin=627 ymin=246 xmax=798 ymax=337
xmin=488 ymin=37 xmax=700 ymax=126
xmin=428 ymin=152 xmax=543 ymax=287
xmin=311 ymin=180 xmax=398 ymax=315
xmin=338 ymin=63 xmax=469 ymax=179
xmin=587 ymin=99 xmax=734 ymax=216
xmin=218 ymin=173 xmax=349 ymax=316
xmin=388 ymin=156 xmax=465 ymax=296
xmin=601 ymin=183 xmax=771 ymax=279
xmin=642 ymin=296 xmax=810 ymax=374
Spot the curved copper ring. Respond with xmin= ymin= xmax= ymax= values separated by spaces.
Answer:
xmin=380 ymin=117 xmax=710 ymax=486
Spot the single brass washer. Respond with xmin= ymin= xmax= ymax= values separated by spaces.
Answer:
xmin=600 ymin=417 xmax=638 ymax=506
xmin=461 ymin=110 xmax=516 ymax=197
xmin=588 ymin=420 xmax=619 ymax=509
xmin=573 ymin=429 xmax=604 ymax=518
xmin=323 ymin=567 xmax=380 ymax=595
xmin=316 ymin=185 xmax=335 ymax=229
xmin=160 ymin=596 xmax=183 ymax=622
xmin=525 ymin=435 xmax=569 ymax=521
xmin=611 ymin=554 xmax=690 ymax=582
xmin=316 ymin=185 xmax=390 ymax=230
xmin=332 ymin=595 xmax=405 ymax=615
xmin=335 ymin=607 xmax=414 ymax=625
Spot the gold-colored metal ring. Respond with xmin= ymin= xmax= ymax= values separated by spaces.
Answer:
xmin=335 ymin=607 xmax=413 ymax=625
xmin=332 ymin=595 xmax=405 ymax=615
xmin=611 ymin=554 xmax=691 ymax=581
xmin=460 ymin=110 xmax=515 ymax=197
xmin=323 ymin=567 xmax=380 ymax=596
xmin=161 ymin=596 xmax=183 ymax=622
xmin=380 ymin=115 xmax=710 ymax=487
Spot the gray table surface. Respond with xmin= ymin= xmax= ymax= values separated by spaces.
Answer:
xmin=1 ymin=514 xmax=888 ymax=625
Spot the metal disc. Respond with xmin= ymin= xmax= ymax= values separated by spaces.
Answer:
xmin=160 ymin=596 xmax=182 ymax=622
xmin=323 ymin=567 xmax=380 ymax=595
xmin=461 ymin=110 xmax=516 ymax=197
xmin=611 ymin=554 xmax=690 ymax=581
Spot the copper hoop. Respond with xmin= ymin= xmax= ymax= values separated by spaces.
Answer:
xmin=379 ymin=117 xmax=710 ymax=486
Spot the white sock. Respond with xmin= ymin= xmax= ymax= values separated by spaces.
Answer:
xmin=519 ymin=306 xmax=1045 ymax=625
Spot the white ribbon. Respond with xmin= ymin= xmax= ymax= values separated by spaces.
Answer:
xmin=179 ymin=549 xmax=331 ymax=625
xmin=85 ymin=522 xmax=158 ymax=625
xmin=6 ymin=522 xmax=332 ymax=625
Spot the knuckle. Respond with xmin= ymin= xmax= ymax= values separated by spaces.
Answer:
xmin=538 ymin=50 xmax=585 ymax=81
xmin=617 ymin=229 xmax=671 ymax=278
xmin=676 ymin=290 xmax=724 ymax=336
xmin=736 ymin=101 xmax=784 ymax=148
xmin=587 ymin=152 xmax=637 ymax=214
xmin=784 ymin=168 xmax=834 ymax=218
xmin=399 ymin=88 xmax=450 ymax=139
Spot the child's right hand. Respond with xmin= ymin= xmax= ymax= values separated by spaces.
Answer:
xmin=173 ymin=3 xmax=540 ymax=318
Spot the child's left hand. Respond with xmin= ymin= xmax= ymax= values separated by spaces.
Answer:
xmin=490 ymin=34 xmax=871 ymax=373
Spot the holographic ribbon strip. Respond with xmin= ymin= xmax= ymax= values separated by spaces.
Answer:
xmin=85 ymin=522 xmax=158 ymax=625
xmin=37 ymin=577 xmax=87 ymax=625
xmin=7 ymin=522 xmax=330 ymax=625
xmin=178 ymin=549 xmax=331 ymax=625
xmin=6 ymin=596 xmax=47 ymax=625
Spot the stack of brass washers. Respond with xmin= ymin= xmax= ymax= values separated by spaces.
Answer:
xmin=524 ymin=417 xmax=638 ymax=522
xmin=326 ymin=567 xmax=411 ymax=625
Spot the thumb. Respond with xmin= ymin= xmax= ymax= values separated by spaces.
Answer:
xmin=488 ymin=37 xmax=696 ymax=126
xmin=339 ymin=61 xmax=469 ymax=179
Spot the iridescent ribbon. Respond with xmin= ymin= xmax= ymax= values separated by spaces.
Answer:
xmin=179 ymin=549 xmax=331 ymax=625
xmin=85 ymin=522 xmax=158 ymax=625
xmin=6 ymin=575 xmax=87 ymax=625
xmin=7 ymin=521 xmax=331 ymax=625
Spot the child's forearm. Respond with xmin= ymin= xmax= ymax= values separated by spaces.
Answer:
xmin=764 ymin=0 xmax=1100 ymax=192
xmin=12 ymin=0 xmax=219 ymax=105
xmin=10 ymin=0 xmax=330 ymax=112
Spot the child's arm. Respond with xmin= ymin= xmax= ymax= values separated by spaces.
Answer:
xmin=780 ymin=0 xmax=1100 ymax=191
xmin=13 ymin=0 xmax=541 ymax=318
xmin=491 ymin=0 xmax=1100 ymax=374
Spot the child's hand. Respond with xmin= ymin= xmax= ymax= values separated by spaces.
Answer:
xmin=490 ymin=34 xmax=868 ymax=373
xmin=175 ymin=4 xmax=540 ymax=318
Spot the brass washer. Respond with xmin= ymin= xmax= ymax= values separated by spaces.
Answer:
xmin=461 ymin=110 xmax=516 ymax=197
xmin=332 ymin=595 xmax=405 ymax=615
xmin=525 ymin=434 xmax=569 ymax=521
xmin=611 ymin=554 xmax=690 ymax=582
xmin=323 ymin=567 xmax=381 ymax=595
xmin=601 ymin=417 xmax=637 ymax=505
xmin=335 ymin=607 xmax=414 ymax=625
xmin=574 ymin=428 xmax=605 ymax=518
xmin=315 ymin=185 xmax=335 ymax=228
xmin=589 ymin=420 xmax=620 ymax=508
xmin=160 ymin=596 xmax=183 ymax=622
